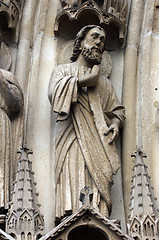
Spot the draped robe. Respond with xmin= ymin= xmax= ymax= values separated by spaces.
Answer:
xmin=49 ymin=62 xmax=125 ymax=222
xmin=0 ymin=69 xmax=23 ymax=210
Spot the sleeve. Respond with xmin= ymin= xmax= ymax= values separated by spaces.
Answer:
xmin=48 ymin=65 xmax=78 ymax=121
xmin=104 ymin=80 xmax=125 ymax=127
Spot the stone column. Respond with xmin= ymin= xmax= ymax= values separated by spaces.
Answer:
xmin=122 ymin=0 xmax=159 ymax=219
xmin=15 ymin=0 xmax=60 ymax=232
xmin=122 ymin=0 xmax=146 ymax=219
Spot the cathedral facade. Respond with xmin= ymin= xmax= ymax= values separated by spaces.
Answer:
xmin=0 ymin=0 xmax=159 ymax=239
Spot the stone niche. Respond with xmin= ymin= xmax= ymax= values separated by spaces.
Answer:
xmin=45 ymin=0 xmax=129 ymax=233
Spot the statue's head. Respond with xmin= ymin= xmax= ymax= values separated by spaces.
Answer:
xmin=70 ymin=25 xmax=106 ymax=64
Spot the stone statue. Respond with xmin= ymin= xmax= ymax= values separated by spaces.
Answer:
xmin=48 ymin=25 xmax=125 ymax=223
xmin=0 ymin=30 xmax=23 ymax=211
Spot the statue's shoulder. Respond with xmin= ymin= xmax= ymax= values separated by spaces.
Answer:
xmin=0 ymin=69 xmax=17 ymax=84
xmin=100 ymin=73 xmax=112 ymax=86
xmin=0 ymin=69 xmax=22 ymax=92
xmin=54 ymin=62 xmax=75 ymax=72
xmin=99 ymin=74 xmax=116 ymax=95
xmin=1 ymin=69 xmax=14 ymax=78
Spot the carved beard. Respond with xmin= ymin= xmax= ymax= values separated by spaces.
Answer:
xmin=81 ymin=46 xmax=102 ymax=65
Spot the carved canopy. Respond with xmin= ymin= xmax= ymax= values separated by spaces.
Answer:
xmin=55 ymin=0 xmax=128 ymax=50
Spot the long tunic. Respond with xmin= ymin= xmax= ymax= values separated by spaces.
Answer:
xmin=49 ymin=62 xmax=125 ymax=222
xmin=0 ymin=69 xmax=23 ymax=210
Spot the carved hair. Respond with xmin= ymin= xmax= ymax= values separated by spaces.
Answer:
xmin=70 ymin=25 xmax=106 ymax=62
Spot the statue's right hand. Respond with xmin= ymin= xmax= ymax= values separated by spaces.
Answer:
xmin=78 ymin=65 xmax=100 ymax=87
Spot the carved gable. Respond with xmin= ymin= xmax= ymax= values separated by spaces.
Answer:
xmin=19 ymin=209 xmax=32 ymax=222
xmin=7 ymin=212 xmax=17 ymax=230
xmin=40 ymin=206 xmax=132 ymax=240
xmin=34 ymin=212 xmax=44 ymax=232
xmin=143 ymin=215 xmax=155 ymax=238
xmin=129 ymin=217 xmax=141 ymax=239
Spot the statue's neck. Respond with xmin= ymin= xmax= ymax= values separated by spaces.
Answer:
xmin=76 ymin=54 xmax=93 ymax=69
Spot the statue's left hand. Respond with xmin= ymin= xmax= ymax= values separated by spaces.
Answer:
xmin=104 ymin=123 xmax=119 ymax=144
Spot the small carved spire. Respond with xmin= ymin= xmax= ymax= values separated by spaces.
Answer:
xmin=130 ymin=148 xmax=158 ymax=218
xmin=6 ymin=147 xmax=44 ymax=240
xmin=128 ymin=147 xmax=159 ymax=240
xmin=80 ymin=187 xmax=93 ymax=206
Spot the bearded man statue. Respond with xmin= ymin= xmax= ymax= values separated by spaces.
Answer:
xmin=48 ymin=25 xmax=125 ymax=224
